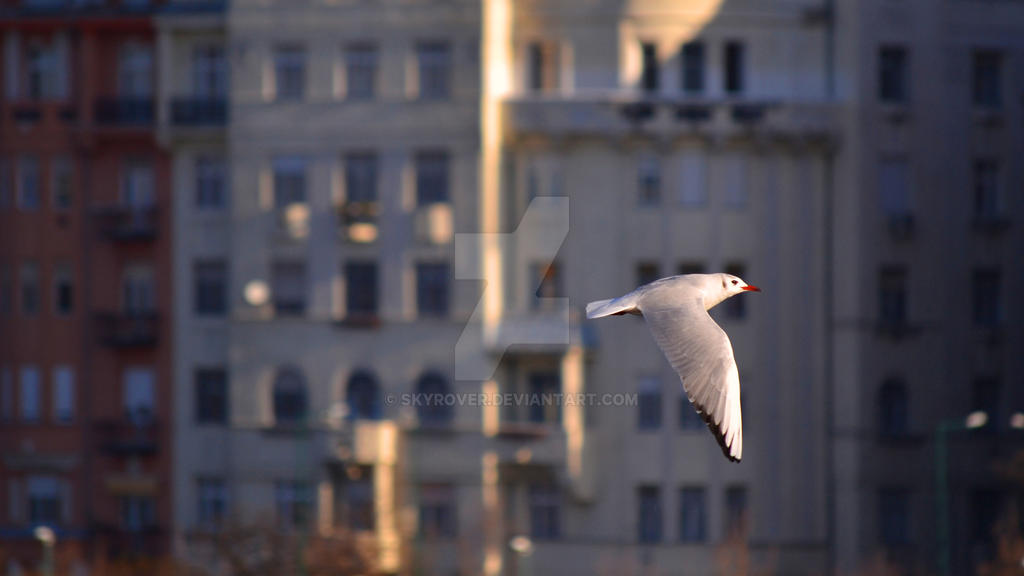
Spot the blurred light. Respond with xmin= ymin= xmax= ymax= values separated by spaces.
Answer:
xmin=965 ymin=411 xmax=988 ymax=430
xmin=33 ymin=526 xmax=55 ymax=545
xmin=347 ymin=222 xmax=378 ymax=243
xmin=1010 ymin=412 xmax=1024 ymax=430
xmin=244 ymin=280 xmax=269 ymax=307
xmin=515 ymin=448 xmax=532 ymax=464
xmin=508 ymin=535 xmax=533 ymax=556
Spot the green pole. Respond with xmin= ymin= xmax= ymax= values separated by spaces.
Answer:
xmin=41 ymin=539 xmax=54 ymax=576
xmin=935 ymin=422 xmax=951 ymax=576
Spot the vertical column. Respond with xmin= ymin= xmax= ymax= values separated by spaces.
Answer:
xmin=156 ymin=26 xmax=173 ymax=141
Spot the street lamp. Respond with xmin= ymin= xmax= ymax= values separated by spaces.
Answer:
xmin=33 ymin=526 xmax=55 ymax=576
xmin=508 ymin=535 xmax=534 ymax=576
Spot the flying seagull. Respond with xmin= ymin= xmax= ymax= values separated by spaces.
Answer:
xmin=586 ymin=273 xmax=761 ymax=462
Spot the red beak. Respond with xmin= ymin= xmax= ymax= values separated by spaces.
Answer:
xmin=741 ymin=285 xmax=761 ymax=292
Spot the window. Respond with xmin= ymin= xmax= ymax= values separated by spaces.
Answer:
xmin=636 ymin=262 xmax=660 ymax=286
xmin=51 ymin=156 xmax=72 ymax=211
xmin=878 ymin=46 xmax=908 ymax=103
xmin=20 ymin=261 xmax=39 ymax=315
xmin=679 ymin=395 xmax=703 ymax=430
xmin=724 ymin=41 xmax=745 ymax=95
xmin=878 ymin=488 xmax=910 ymax=545
xmin=197 ymin=477 xmax=227 ymax=528
xmin=27 ymin=476 xmax=61 ymax=525
xmin=193 ymin=260 xmax=226 ymax=317
xmin=273 ymin=156 xmax=308 ymax=209
xmin=336 ymin=469 xmax=374 ymax=531
xmin=972 ymin=268 xmax=1000 ymax=327
xmin=416 ymin=262 xmax=450 ymax=318
xmin=637 ymin=376 xmax=662 ymax=431
xmin=344 ymin=261 xmax=378 ymax=318
xmin=271 ymin=261 xmax=307 ymax=317
xmin=417 ymin=42 xmax=451 ymax=100
xmin=419 ymin=483 xmax=456 ymax=538
xmin=273 ymin=367 xmax=308 ymax=425
xmin=17 ymin=156 xmax=40 ymax=211
xmin=346 ymin=371 xmax=381 ymax=421
xmin=679 ymin=487 xmax=707 ymax=543
xmin=273 ymin=46 xmax=306 ymax=101
xmin=529 ymin=484 xmax=560 ymax=540
xmin=120 ymin=159 xmax=154 ymax=208
xmin=25 ymin=41 xmax=59 ymax=100
xmin=1 ymin=368 xmax=11 ymax=421
xmin=681 ymin=42 xmax=705 ymax=94
xmin=970 ymin=489 xmax=1001 ymax=557
xmin=0 ymin=264 xmax=10 ymax=315
xmin=637 ymin=155 xmax=661 ymax=206
xmin=195 ymin=368 xmax=227 ymax=425
xmin=724 ymin=485 xmax=748 ymax=538
xmin=532 ymin=261 xmax=563 ymax=310
xmin=973 ymin=159 xmax=1000 ymax=219
xmin=415 ymin=151 xmax=450 ymax=205
xmin=640 ymin=42 xmax=659 ymax=93
xmin=528 ymin=371 xmax=561 ymax=424
xmin=275 ymin=481 xmax=312 ymax=530
xmin=345 ymin=43 xmax=377 ymax=100
xmin=344 ymin=152 xmax=378 ymax=204
xmin=123 ymin=367 xmax=155 ymax=424
xmin=879 ymin=266 xmax=907 ymax=327
xmin=120 ymin=496 xmax=156 ymax=532
xmin=878 ymin=379 xmax=908 ymax=437
xmin=723 ymin=263 xmax=747 ymax=319
xmin=52 ymin=366 xmax=74 ymax=423
xmin=971 ymin=377 xmax=999 ymax=431
xmin=637 ymin=485 xmax=662 ymax=543
xmin=118 ymin=42 xmax=153 ymax=97
xmin=679 ymin=151 xmax=707 ymax=207
xmin=192 ymin=45 xmax=227 ymax=99
xmin=972 ymin=50 xmax=1002 ymax=109
xmin=195 ymin=156 xmax=226 ymax=211
xmin=678 ymin=262 xmax=706 ymax=276
xmin=525 ymin=41 xmax=560 ymax=93
xmin=20 ymin=366 xmax=40 ymax=422
xmin=723 ymin=155 xmax=748 ymax=210
xmin=415 ymin=372 xmax=452 ymax=425
xmin=53 ymin=262 xmax=73 ymax=316
xmin=879 ymin=159 xmax=911 ymax=217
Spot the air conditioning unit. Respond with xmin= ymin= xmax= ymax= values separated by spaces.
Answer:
xmin=413 ymin=203 xmax=453 ymax=244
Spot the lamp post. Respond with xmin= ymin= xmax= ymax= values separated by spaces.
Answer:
xmin=509 ymin=535 xmax=534 ymax=576
xmin=33 ymin=526 xmax=55 ymax=576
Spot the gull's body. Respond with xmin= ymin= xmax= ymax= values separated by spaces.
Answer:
xmin=586 ymin=273 xmax=760 ymax=462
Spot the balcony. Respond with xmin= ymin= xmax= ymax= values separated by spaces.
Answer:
xmin=170 ymin=97 xmax=227 ymax=126
xmin=95 ymin=312 xmax=159 ymax=348
xmin=94 ymin=206 xmax=158 ymax=241
xmin=95 ymin=98 xmax=154 ymax=126
xmin=94 ymin=416 xmax=159 ymax=456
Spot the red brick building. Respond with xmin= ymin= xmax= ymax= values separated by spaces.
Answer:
xmin=0 ymin=2 xmax=172 ymax=570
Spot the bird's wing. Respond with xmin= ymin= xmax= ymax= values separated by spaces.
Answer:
xmin=641 ymin=296 xmax=743 ymax=462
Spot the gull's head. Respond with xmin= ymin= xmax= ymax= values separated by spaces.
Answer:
xmin=718 ymin=273 xmax=761 ymax=298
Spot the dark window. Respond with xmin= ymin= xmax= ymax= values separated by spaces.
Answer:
xmin=419 ymin=483 xmax=456 ymax=538
xmin=879 ymin=46 xmax=908 ymax=103
xmin=878 ymin=378 xmax=908 ymax=437
xmin=678 ymin=262 xmax=706 ymax=276
xmin=27 ymin=477 xmax=61 ymax=525
xmin=972 ymin=268 xmax=1000 ymax=327
xmin=972 ymin=50 xmax=1002 ymax=109
xmin=417 ymin=42 xmax=451 ymax=100
xmin=416 ymin=262 xmax=450 ymax=317
xmin=970 ymin=489 xmax=1001 ymax=560
xmin=195 ymin=156 xmax=226 ymax=210
xmin=20 ymin=262 xmax=39 ymax=316
xmin=53 ymin=263 xmax=73 ymax=315
xmin=275 ymin=481 xmax=313 ymax=530
xmin=681 ymin=42 xmax=704 ymax=93
xmin=272 ymin=367 xmax=308 ymax=425
xmin=415 ymin=372 xmax=452 ymax=425
xmin=194 ymin=260 xmax=227 ymax=316
xmin=271 ymin=261 xmax=307 ymax=316
xmin=345 ymin=152 xmax=378 ymax=203
xmin=195 ymin=368 xmax=227 ymax=425
xmin=344 ymin=261 xmax=378 ymax=317
xmin=415 ymin=151 xmax=450 ymax=205
xmin=724 ymin=41 xmax=745 ymax=95
xmin=973 ymin=159 xmax=1000 ymax=219
xmin=640 ymin=43 xmax=659 ymax=93
xmin=636 ymin=262 xmax=660 ymax=286
xmin=345 ymin=43 xmax=377 ymax=100
xmin=273 ymin=46 xmax=306 ymax=101
xmin=346 ymin=370 xmax=381 ymax=421
xmin=529 ymin=484 xmax=560 ymax=540
xmin=971 ymin=377 xmax=999 ymax=431
xmin=272 ymin=156 xmax=307 ymax=209
xmin=336 ymin=469 xmax=375 ymax=531
xmin=120 ymin=496 xmax=156 ymax=532
xmin=637 ymin=485 xmax=662 ymax=543
xmin=679 ymin=395 xmax=703 ymax=430
xmin=725 ymin=485 xmax=748 ymax=538
xmin=527 ymin=42 xmax=544 ymax=93
xmin=528 ymin=371 xmax=561 ymax=424
xmin=878 ymin=487 xmax=910 ymax=545
xmin=679 ymin=487 xmax=707 ymax=542
xmin=879 ymin=266 xmax=907 ymax=327
xmin=723 ymin=262 xmax=747 ymax=319
xmin=197 ymin=477 xmax=227 ymax=528
xmin=637 ymin=155 xmax=661 ymax=206
xmin=637 ymin=377 xmax=662 ymax=431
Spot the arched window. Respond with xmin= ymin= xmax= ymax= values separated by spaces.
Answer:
xmin=879 ymin=378 xmax=908 ymax=437
xmin=346 ymin=370 xmax=381 ymax=421
xmin=415 ymin=371 xmax=452 ymax=426
xmin=273 ymin=367 xmax=308 ymax=425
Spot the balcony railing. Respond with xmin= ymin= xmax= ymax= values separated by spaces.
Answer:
xmin=170 ymin=97 xmax=227 ymax=126
xmin=95 ymin=312 xmax=159 ymax=348
xmin=94 ymin=415 xmax=159 ymax=456
xmin=95 ymin=98 xmax=154 ymax=126
xmin=94 ymin=206 xmax=158 ymax=241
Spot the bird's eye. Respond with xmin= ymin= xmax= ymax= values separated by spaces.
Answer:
xmin=731 ymin=280 xmax=738 ymax=285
